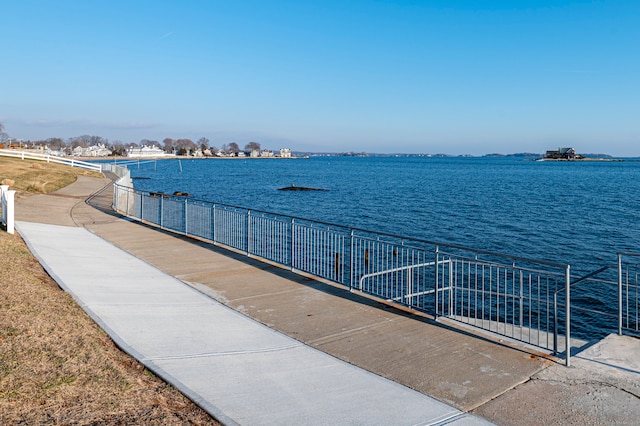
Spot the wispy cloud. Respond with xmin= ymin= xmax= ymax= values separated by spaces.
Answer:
xmin=20 ymin=118 xmax=159 ymax=130
xmin=159 ymin=31 xmax=174 ymax=40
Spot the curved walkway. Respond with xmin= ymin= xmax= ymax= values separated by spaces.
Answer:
xmin=14 ymin=175 xmax=640 ymax=424
xmin=15 ymin=176 xmax=492 ymax=424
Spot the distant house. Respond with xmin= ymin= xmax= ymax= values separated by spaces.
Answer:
xmin=126 ymin=145 xmax=166 ymax=158
xmin=544 ymin=147 xmax=578 ymax=160
xmin=260 ymin=150 xmax=274 ymax=157
xmin=73 ymin=143 xmax=112 ymax=157
xmin=278 ymin=148 xmax=292 ymax=158
xmin=44 ymin=146 xmax=66 ymax=157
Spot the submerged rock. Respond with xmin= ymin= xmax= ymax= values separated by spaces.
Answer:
xmin=278 ymin=184 xmax=327 ymax=191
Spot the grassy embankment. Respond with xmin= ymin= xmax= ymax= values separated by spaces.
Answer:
xmin=0 ymin=157 xmax=217 ymax=424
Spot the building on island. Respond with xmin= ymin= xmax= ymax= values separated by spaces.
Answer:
xmin=126 ymin=145 xmax=166 ymax=158
xmin=544 ymin=147 xmax=578 ymax=160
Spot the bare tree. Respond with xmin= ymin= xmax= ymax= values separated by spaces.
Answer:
xmin=69 ymin=135 xmax=107 ymax=148
xmin=163 ymin=138 xmax=176 ymax=154
xmin=45 ymin=137 xmax=65 ymax=150
xmin=175 ymin=138 xmax=196 ymax=156
xmin=140 ymin=139 xmax=159 ymax=147
xmin=109 ymin=140 xmax=126 ymax=156
xmin=197 ymin=137 xmax=210 ymax=151
xmin=244 ymin=141 xmax=261 ymax=155
xmin=228 ymin=142 xmax=240 ymax=155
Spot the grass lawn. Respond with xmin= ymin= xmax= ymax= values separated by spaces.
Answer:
xmin=0 ymin=156 xmax=218 ymax=424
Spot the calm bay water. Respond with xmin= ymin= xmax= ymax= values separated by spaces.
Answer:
xmin=125 ymin=156 xmax=640 ymax=274
xmin=122 ymin=155 xmax=640 ymax=338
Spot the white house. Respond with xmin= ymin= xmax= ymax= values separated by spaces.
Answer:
xmin=43 ymin=146 xmax=66 ymax=157
xmin=279 ymin=148 xmax=292 ymax=158
xmin=73 ymin=144 xmax=112 ymax=157
xmin=126 ymin=145 xmax=166 ymax=157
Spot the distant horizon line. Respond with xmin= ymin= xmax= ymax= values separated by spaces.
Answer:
xmin=294 ymin=151 xmax=633 ymax=158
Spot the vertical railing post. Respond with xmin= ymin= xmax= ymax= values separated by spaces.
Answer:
xmin=519 ymin=270 xmax=524 ymax=329
xmin=140 ymin=191 xmax=145 ymax=221
xmin=211 ymin=204 xmax=216 ymax=244
xmin=449 ymin=259 xmax=454 ymax=316
xmin=565 ymin=264 xmax=571 ymax=367
xmin=553 ymin=292 xmax=558 ymax=354
xmin=160 ymin=195 xmax=164 ymax=229
xmin=247 ymin=210 xmax=252 ymax=256
xmin=618 ymin=253 xmax=623 ymax=335
xmin=112 ymin=183 xmax=116 ymax=211
xmin=349 ymin=230 xmax=355 ymax=291
xmin=291 ymin=218 xmax=296 ymax=272
xmin=434 ymin=245 xmax=439 ymax=319
xmin=406 ymin=267 xmax=412 ymax=307
xmin=184 ymin=198 xmax=189 ymax=236
xmin=125 ymin=187 xmax=130 ymax=216
xmin=138 ymin=192 xmax=143 ymax=220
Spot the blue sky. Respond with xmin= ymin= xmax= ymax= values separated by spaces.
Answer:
xmin=2 ymin=1 xmax=638 ymax=155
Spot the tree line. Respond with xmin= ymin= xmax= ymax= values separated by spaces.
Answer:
xmin=0 ymin=123 xmax=262 ymax=156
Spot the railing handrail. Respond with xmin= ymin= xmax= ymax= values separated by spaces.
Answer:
xmin=358 ymin=260 xmax=445 ymax=287
xmin=112 ymin=180 xmax=569 ymax=271
xmin=618 ymin=250 xmax=640 ymax=257
xmin=0 ymin=149 xmax=103 ymax=172
xmin=110 ymin=163 xmax=640 ymax=367
xmin=554 ymin=264 xmax=618 ymax=296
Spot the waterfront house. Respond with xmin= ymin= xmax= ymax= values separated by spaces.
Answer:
xmin=544 ymin=147 xmax=577 ymax=160
xmin=73 ymin=144 xmax=112 ymax=157
xmin=279 ymin=148 xmax=292 ymax=158
xmin=126 ymin=145 xmax=166 ymax=158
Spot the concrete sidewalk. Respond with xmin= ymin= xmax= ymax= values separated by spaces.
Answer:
xmin=14 ymin=175 xmax=640 ymax=425
xmin=18 ymin=221 xmax=484 ymax=425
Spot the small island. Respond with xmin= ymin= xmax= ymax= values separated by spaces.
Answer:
xmin=537 ymin=147 xmax=620 ymax=162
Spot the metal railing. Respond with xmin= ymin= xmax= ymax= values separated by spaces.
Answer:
xmin=112 ymin=177 xmax=577 ymax=363
xmin=618 ymin=253 xmax=640 ymax=335
xmin=556 ymin=257 xmax=640 ymax=343
xmin=0 ymin=149 xmax=103 ymax=172
xmin=436 ymin=248 xmax=571 ymax=361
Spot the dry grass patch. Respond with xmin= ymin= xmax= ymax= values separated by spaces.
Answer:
xmin=0 ymin=229 xmax=217 ymax=425
xmin=0 ymin=157 xmax=102 ymax=197
xmin=0 ymin=157 xmax=218 ymax=424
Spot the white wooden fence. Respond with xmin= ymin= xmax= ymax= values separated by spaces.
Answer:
xmin=0 ymin=149 xmax=103 ymax=234
xmin=1 ymin=185 xmax=15 ymax=234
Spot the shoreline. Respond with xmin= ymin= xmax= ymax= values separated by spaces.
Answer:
xmin=535 ymin=158 xmax=625 ymax=162
xmin=77 ymin=155 xmax=306 ymax=162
